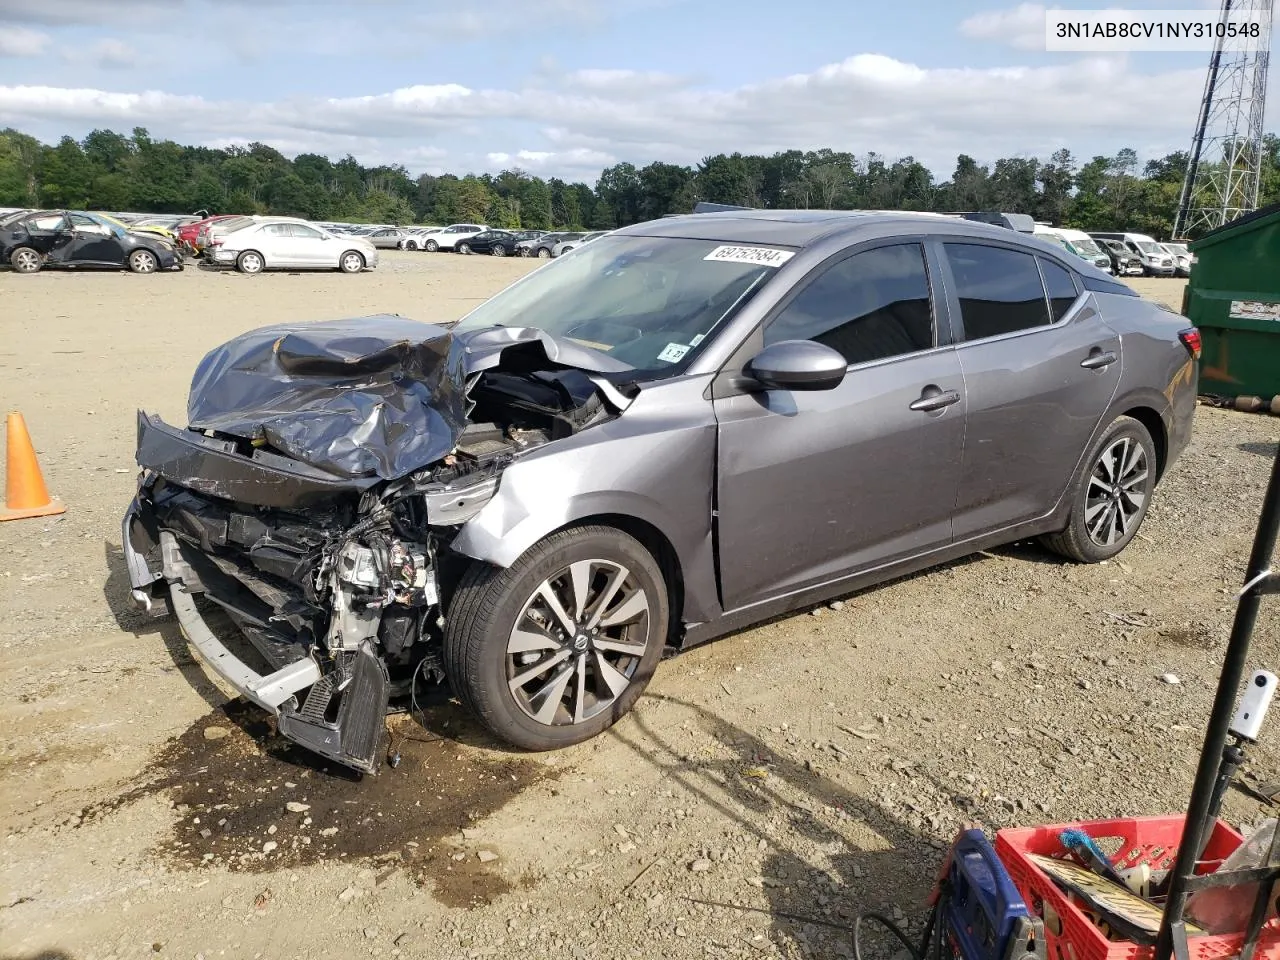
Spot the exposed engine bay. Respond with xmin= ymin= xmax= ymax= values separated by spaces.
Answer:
xmin=124 ymin=317 xmax=633 ymax=774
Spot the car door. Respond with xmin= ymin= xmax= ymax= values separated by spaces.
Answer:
xmin=20 ymin=213 xmax=71 ymax=261
xmin=941 ymin=240 xmax=1122 ymax=540
xmin=713 ymin=240 xmax=968 ymax=612
xmin=65 ymin=213 xmax=126 ymax=266
xmin=287 ymin=223 xmax=332 ymax=266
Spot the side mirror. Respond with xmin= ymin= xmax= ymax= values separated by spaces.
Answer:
xmin=744 ymin=340 xmax=847 ymax=392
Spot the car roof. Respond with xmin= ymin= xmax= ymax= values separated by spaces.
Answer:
xmin=616 ymin=209 xmax=1029 ymax=247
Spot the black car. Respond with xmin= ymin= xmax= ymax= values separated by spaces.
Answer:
xmin=1095 ymin=238 xmax=1144 ymax=277
xmin=518 ymin=231 xmax=582 ymax=258
xmin=2 ymin=210 xmax=181 ymax=274
xmin=458 ymin=229 xmax=544 ymax=257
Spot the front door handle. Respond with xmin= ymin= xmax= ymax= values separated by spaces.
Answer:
xmin=909 ymin=387 xmax=961 ymax=412
xmin=1081 ymin=350 xmax=1118 ymax=370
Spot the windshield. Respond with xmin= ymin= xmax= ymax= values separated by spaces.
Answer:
xmin=1166 ymin=243 xmax=1188 ymax=256
xmin=86 ymin=213 xmax=130 ymax=239
xmin=1135 ymin=240 xmax=1163 ymax=255
xmin=453 ymin=235 xmax=786 ymax=377
xmin=1067 ymin=236 xmax=1104 ymax=256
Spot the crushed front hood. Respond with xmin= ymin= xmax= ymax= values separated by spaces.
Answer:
xmin=176 ymin=316 xmax=630 ymax=482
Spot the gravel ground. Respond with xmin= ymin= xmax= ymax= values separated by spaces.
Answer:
xmin=0 ymin=257 xmax=1277 ymax=960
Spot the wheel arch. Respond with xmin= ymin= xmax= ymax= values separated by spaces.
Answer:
xmin=1119 ymin=404 xmax=1168 ymax=482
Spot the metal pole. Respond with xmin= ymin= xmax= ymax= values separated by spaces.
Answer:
xmin=1173 ymin=0 xmax=1234 ymax=240
xmin=1155 ymin=443 xmax=1280 ymax=960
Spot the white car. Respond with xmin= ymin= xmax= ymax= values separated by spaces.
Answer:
xmin=422 ymin=223 xmax=487 ymax=252
xmin=1161 ymin=242 xmax=1194 ymax=278
xmin=208 ymin=217 xmax=377 ymax=274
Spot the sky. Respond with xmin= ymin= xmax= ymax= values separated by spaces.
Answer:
xmin=0 ymin=0 xmax=1274 ymax=183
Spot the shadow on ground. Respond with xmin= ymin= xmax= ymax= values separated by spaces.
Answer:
xmin=610 ymin=694 xmax=956 ymax=959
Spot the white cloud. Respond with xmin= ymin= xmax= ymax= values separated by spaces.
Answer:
xmin=0 ymin=23 xmax=50 ymax=57
xmin=959 ymin=3 xmax=1053 ymax=51
xmin=0 ymin=51 xmax=1221 ymax=180
xmin=87 ymin=38 xmax=138 ymax=69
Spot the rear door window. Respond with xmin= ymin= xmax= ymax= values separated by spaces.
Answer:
xmin=944 ymin=243 xmax=1052 ymax=341
xmin=1039 ymin=258 xmax=1080 ymax=322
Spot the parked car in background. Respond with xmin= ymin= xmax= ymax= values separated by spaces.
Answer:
xmin=1089 ymin=232 xmax=1176 ymax=277
xmin=1161 ymin=242 xmax=1193 ymax=277
xmin=206 ymin=217 xmax=377 ymax=274
xmin=403 ymin=227 xmax=443 ymax=250
xmin=551 ymin=230 xmax=609 ymax=257
xmin=366 ymin=228 xmax=414 ymax=250
xmin=1054 ymin=228 xmax=1114 ymax=274
xmin=458 ymin=229 xmax=545 ymax=257
xmin=197 ymin=214 xmax=259 ymax=251
xmin=1095 ymin=238 xmax=1144 ymax=276
xmin=423 ymin=223 xmax=487 ymax=252
xmin=519 ymin=231 xmax=582 ymax=258
xmin=179 ymin=214 xmax=240 ymax=254
xmin=2 ymin=209 xmax=180 ymax=274
xmin=121 ymin=209 xmax=1199 ymax=772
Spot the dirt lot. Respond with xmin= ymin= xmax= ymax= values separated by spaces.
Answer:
xmin=1 ymin=254 xmax=1277 ymax=960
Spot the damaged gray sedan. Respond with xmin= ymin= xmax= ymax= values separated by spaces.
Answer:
xmin=123 ymin=210 xmax=1200 ymax=774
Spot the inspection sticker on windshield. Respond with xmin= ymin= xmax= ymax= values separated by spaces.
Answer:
xmin=704 ymin=245 xmax=795 ymax=267
xmin=658 ymin=343 xmax=690 ymax=363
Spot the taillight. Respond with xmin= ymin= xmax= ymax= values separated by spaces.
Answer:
xmin=1178 ymin=327 xmax=1202 ymax=359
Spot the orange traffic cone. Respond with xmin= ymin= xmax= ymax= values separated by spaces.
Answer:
xmin=1 ymin=412 xmax=66 ymax=522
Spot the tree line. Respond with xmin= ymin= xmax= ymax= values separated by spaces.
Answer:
xmin=2 ymin=126 xmax=1278 ymax=239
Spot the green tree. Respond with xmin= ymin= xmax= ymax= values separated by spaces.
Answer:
xmin=0 ymin=128 xmax=42 ymax=206
xmin=38 ymin=136 xmax=94 ymax=208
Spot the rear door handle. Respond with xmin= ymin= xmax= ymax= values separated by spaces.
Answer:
xmin=1081 ymin=350 xmax=1118 ymax=370
xmin=909 ymin=387 xmax=961 ymax=412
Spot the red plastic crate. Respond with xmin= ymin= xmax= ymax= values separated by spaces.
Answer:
xmin=995 ymin=816 xmax=1280 ymax=960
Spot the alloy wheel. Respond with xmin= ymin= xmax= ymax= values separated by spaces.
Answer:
xmin=131 ymin=251 xmax=157 ymax=273
xmin=537 ymin=247 xmax=551 ymax=259
xmin=12 ymin=249 xmax=40 ymax=273
xmin=1084 ymin=437 xmax=1149 ymax=546
xmin=506 ymin=559 xmax=652 ymax=726
xmin=341 ymin=252 xmax=364 ymax=273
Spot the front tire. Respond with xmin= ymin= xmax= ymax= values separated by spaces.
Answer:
xmin=236 ymin=250 xmax=264 ymax=275
xmin=1040 ymin=415 xmax=1157 ymax=563
xmin=536 ymin=247 xmax=551 ymax=259
xmin=10 ymin=246 xmax=42 ymax=273
xmin=444 ymin=525 xmax=669 ymax=750
xmin=128 ymin=249 xmax=158 ymax=274
xmin=339 ymin=250 xmax=365 ymax=273
xmin=405 ymin=239 xmax=418 ymax=251
xmin=491 ymin=243 xmax=507 ymax=257
xmin=458 ymin=242 xmax=472 ymax=255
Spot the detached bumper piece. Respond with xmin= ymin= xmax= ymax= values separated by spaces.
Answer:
xmin=156 ymin=529 xmax=389 ymax=775
xmin=277 ymin=644 xmax=389 ymax=775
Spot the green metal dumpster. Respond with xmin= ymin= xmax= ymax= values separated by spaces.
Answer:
xmin=1181 ymin=201 xmax=1280 ymax=401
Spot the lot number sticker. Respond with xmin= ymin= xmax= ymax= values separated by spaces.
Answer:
xmin=704 ymin=245 xmax=795 ymax=267
xmin=1230 ymin=299 xmax=1280 ymax=322
xmin=657 ymin=343 xmax=690 ymax=363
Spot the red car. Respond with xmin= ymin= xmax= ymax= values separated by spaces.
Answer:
xmin=179 ymin=214 xmax=240 ymax=254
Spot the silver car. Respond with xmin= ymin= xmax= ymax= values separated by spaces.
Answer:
xmin=122 ymin=211 xmax=1199 ymax=773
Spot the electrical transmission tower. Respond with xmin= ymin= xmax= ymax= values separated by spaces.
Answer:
xmin=1172 ymin=0 xmax=1273 ymax=239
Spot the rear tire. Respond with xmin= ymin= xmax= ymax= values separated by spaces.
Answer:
xmin=424 ymin=239 xmax=439 ymax=252
xmin=458 ymin=242 xmax=472 ymax=255
xmin=1040 ymin=415 xmax=1157 ymax=563
xmin=9 ymin=246 xmax=41 ymax=273
xmin=236 ymin=250 xmax=264 ymax=275
xmin=443 ymin=525 xmax=669 ymax=750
